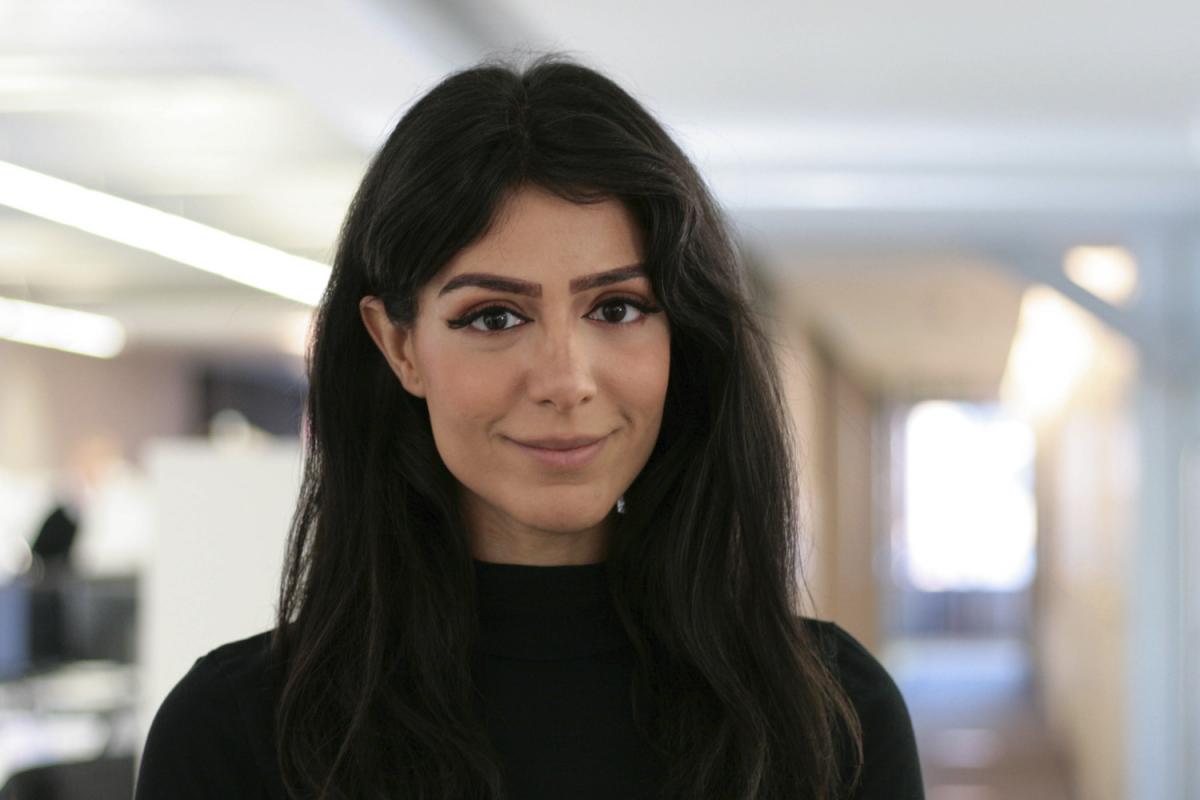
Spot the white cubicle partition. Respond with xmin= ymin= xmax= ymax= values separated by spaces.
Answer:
xmin=135 ymin=436 xmax=301 ymax=759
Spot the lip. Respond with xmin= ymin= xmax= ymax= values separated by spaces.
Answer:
xmin=512 ymin=434 xmax=606 ymax=450
xmin=507 ymin=434 xmax=608 ymax=469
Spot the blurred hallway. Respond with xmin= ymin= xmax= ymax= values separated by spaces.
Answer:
xmin=768 ymin=263 xmax=1163 ymax=800
xmin=889 ymin=636 xmax=1076 ymax=800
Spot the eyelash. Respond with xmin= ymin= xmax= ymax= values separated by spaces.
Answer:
xmin=447 ymin=295 xmax=662 ymax=335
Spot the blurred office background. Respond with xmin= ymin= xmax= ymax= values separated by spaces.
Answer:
xmin=1 ymin=1 xmax=1197 ymax=798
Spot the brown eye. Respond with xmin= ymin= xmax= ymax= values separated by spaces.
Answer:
xmin=473 ymin=307 xmax=524 ymax=332
xmin=588 ymin=298 xmax=647 ymax=325
xmin=447 ymin=305 xmax=530 ymax=334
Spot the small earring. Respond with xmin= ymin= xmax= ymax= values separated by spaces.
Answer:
xmin=615 ymin=495 xmax=626 ymax=514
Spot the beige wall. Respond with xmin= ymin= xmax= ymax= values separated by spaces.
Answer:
xmin=772 ymin=315 xmax=830 ymax=616
xmin=768 ymin=308 xmax=883 ymax=649
xmin=828 ymin=363 xmax=881 ymax=647
xmin=1031 ymin=320 xmax=1136 ymax=800
xmin=0 ymin=341 xmax=195 ymax=473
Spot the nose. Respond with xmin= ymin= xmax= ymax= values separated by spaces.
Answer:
xmin=527 ymin=315 xmax=598 ymax=411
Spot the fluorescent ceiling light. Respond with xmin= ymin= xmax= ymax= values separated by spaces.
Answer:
xmin=0 ymin=160 xmax=330 ymax=305
xmin=1063 ymin=246 xmax=1139 ymax=306
xmin=0 ymin=295 xmax=126 ymax=358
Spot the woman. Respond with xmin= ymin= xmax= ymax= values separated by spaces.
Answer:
xmin=134 ymin=53 xmax=924 ymax=800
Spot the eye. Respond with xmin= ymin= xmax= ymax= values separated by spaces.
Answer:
xmin=448 ymin=305 xmax=531 ymax=334
xmin=585 ymin=296 xmax=657 ymax=325
xmin=447 ymin=295 xmax=661 ymax=336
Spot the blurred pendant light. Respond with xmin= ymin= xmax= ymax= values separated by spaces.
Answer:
xmin=1063 ymin=245 xmax=1139 ymax=306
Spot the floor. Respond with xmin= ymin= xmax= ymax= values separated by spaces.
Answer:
xmin=882 ymin=636 xmax=1078 ymax=800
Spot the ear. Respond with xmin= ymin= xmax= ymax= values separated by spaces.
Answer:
xmin=359 ymin=296 xmax=427 ymax=398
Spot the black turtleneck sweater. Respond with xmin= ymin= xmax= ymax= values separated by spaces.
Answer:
xmin=134 ymin=560 xmax=924 ymax=799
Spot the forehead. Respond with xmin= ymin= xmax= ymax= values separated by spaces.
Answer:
xmin=438 ymin=185 xmax=644 ymax=285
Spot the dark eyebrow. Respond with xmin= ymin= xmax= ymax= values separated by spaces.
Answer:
xmin=437 ymin=263 xmax=646 ymax=299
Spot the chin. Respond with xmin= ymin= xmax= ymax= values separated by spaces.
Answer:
xmin=518 ymin=503 xmax=613 ymax=533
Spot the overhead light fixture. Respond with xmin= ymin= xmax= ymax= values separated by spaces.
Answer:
xmin=999 ymin=285 xmax=1096 ymax=424
xmin=0 ymin=160 xmax=330 ymax=306
xmin=1063 ymin=245 xmax=1138 ymax=306
xmin=0 ymin=295 xmax=126 ymax=358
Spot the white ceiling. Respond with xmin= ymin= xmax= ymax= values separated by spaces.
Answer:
xmin=508 ymin=0 xmax=1200 ymax=123
xmin=764 ymin=250 xmax=1028 ymax=397
xmin=1 ymin=0 xmax=1196 ymax=391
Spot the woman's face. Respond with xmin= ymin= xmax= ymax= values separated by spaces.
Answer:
xmin=360 ymin=184 xmax=671 ymax=565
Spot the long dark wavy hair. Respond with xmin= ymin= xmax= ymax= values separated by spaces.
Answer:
xmin=271 ymin=51 xmax=864 ymax=800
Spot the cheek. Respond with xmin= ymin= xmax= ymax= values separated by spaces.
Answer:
xmin=418 ymin=327 xmax=514 ymax=406
xmin=417 ymin=340 xmax=514 ymax=463
xmin=612 ymin=331 xmax=671 ymax=425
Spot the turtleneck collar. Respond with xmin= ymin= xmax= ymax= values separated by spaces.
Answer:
xmin=472 ymin=558 xmax=631 ymax=660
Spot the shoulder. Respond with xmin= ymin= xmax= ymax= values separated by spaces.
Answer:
xmin=155 ymin=629 xmax=277 ymax=723
xmin=201 ymin=629 xmax=279 ymax=693
xmin=798 ymin=617 xmax=908 ymax=716
xmin=797 ymin=617 xmax=926 ymax=799
xmin=135 ymin=630 xmax=279 ymax=800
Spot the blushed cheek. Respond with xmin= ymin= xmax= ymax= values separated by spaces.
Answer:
xmin=426 ymin=405 xmax=502 ymax=493
xmin=415 ymin=342 xmax=506 ymax=468
xmin=621 ymin=339 xmax=670 ymax=422
xmin=443 ymin=360 xmax=515 ymax=447
xmin=419 ymin=332 xmax=509 ymax=410
xmin=645 ymin=329 xmax=672 ymax=386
